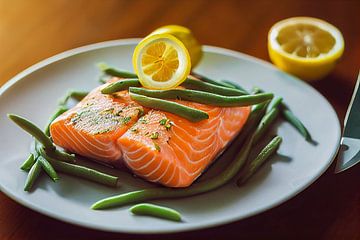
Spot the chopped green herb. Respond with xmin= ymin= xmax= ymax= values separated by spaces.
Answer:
xmin=159 ymin=118 xmax=173 ymax=131
xmin=150 ymin=132 xmax=159 ymax=139
xmin=154 ymin=142 xmax=161 ymax=152
xmin=122 ymin=116 xmax=131 ymax=124
xmin=165 ymin=122 xmax=172 ymax=131
xmin=139 ymin=117 xmax=149 ymax=124
xmin=94 ymin=128 xmax=111 ymax=135
xmin=115 ymin=109 xmax=123 ymax=116
xmin=106 ymin=107 xmax=114 ymax=112
xmin=70 ymin=110 xmax=91 ymax=124
xmin=159 ymin=119 xmax=167 ymax=125
xmin=130 ymin=127 xmax=138 ymax=133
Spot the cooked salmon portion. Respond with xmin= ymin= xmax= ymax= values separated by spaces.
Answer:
xmin=50 ymin=83 xmax=145 ymax=166
xmin=50 ymin=78 xmax=251 ymax=187
xmin=118 ymin=102 xmax=250 ymax=187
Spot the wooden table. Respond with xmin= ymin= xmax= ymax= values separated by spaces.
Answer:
xmin=1 ymin=0 xmax=360 ymax=239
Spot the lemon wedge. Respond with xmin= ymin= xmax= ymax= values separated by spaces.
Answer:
xmin=150 ymin=25 xmax=202 ymax=68
xmin=268 ymin=17 xmax=344 ymax=81
xmin=133 ymin=33 xmax=191 ymax=90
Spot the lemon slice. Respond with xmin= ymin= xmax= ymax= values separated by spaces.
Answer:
xmin=268 ymin=17 xmax=344 ymax=81
xmin=150 ymin=25 xmax=202 ymax=67
xmin=133 ymin=34 xmax=191 ymax=90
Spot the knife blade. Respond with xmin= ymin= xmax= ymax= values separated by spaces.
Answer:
xmin=335 ymin=72 xmax=360 ymax=173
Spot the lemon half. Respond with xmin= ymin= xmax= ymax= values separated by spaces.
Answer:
xmin=133 ymin=33 xmax=191 ymax=90
xmin=268 ymin=17 xmax=344 ymax=81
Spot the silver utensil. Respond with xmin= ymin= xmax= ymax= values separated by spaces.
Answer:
xmin=335 ymin=72 xmax=360 ymax=173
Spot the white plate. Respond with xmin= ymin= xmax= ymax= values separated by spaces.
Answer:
xmin=0 ymin=39 xmax=340 ymax=234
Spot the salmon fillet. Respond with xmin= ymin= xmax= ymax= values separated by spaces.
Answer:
xmin=50 ymin=82 xmax=145 ymax=166
xmin=50 ymin=79 xmax=251 ymax=187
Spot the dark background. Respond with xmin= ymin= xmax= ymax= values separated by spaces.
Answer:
xmin=1 ymin=0 xmax=360 ymax=239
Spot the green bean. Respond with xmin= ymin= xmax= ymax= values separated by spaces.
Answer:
xmin=58 ymin=90 xmax=89 ymax=106
xmin=282 ymin=106 xmax=312 ymax=141
xmin=70 ymin=91 xmax=88 ymax=101
xmin=41 ymin=154 xmax=119 ymax=187
xmin=101 ymin=79 xmax=141 ymax=94
xmin=129 ymin=87 xmax=273 ymax=107
xmin=129 ymin=92 xmax=209 ymax=122
xmin=97 ymin=63 xmax=137 ymax=78
xmin=100 ymin=77 xmax=247 ymax=96
xmin=217 ymin=81 xmax=237 ymax=89
xmin=91 ymin=103 xmax=270 ymax=210
xmin=37 ymin=155 xmax=59 ymax=181
xmin=182 ymin=78 xmax=247 ymax=96
xmin=44 ymin=106 xmax=69 ymax=137
xmin=8 ymin=114 xmax=55 ymax=151
xmin=39 ymin=147 xmax=75 ymax=163
xmin=20 ymin=153 xmax=36 ymax=171
xmin=191 ymin=72 xmax=231 ymax=88
xmin=237 ymin=136 xmax=282 ymax=185
xmin=254 ymin=88 xmax=312 ymax=142
xmin=268 ymin=97 xmax=283 ymax=110
xmin=220 ymin=80 xmax=248 ymax=93
xmin=129 ymin=203 xmax=182 ymax=222
xmin=252 ymin=97 xmax=282 ymax=144
xmin=24 ymin=161 xmax=42 ymax=192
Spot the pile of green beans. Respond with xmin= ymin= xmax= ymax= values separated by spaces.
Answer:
xmin=9 ymin=90 xmax=119 ymax=191
xmin=9 ymin=114 xmax=120 ymax=190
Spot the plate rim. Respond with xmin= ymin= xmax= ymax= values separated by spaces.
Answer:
xmin=0 ymin=38 xmax=341 ymax=234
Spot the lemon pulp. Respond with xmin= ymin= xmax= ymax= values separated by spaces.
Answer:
xmin=133 ymin=33 xmax=191 ymax=90
xmin=277 ymin=23 xmax=336 ymax=58
xmin=268 ymin=17 xmax=344 ymax=81
xmin=142 ymin=41 xmax=180 ymax=82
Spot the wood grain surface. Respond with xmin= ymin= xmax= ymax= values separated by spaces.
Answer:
xmin=1 ymin=0 xmax=360 ymax=239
